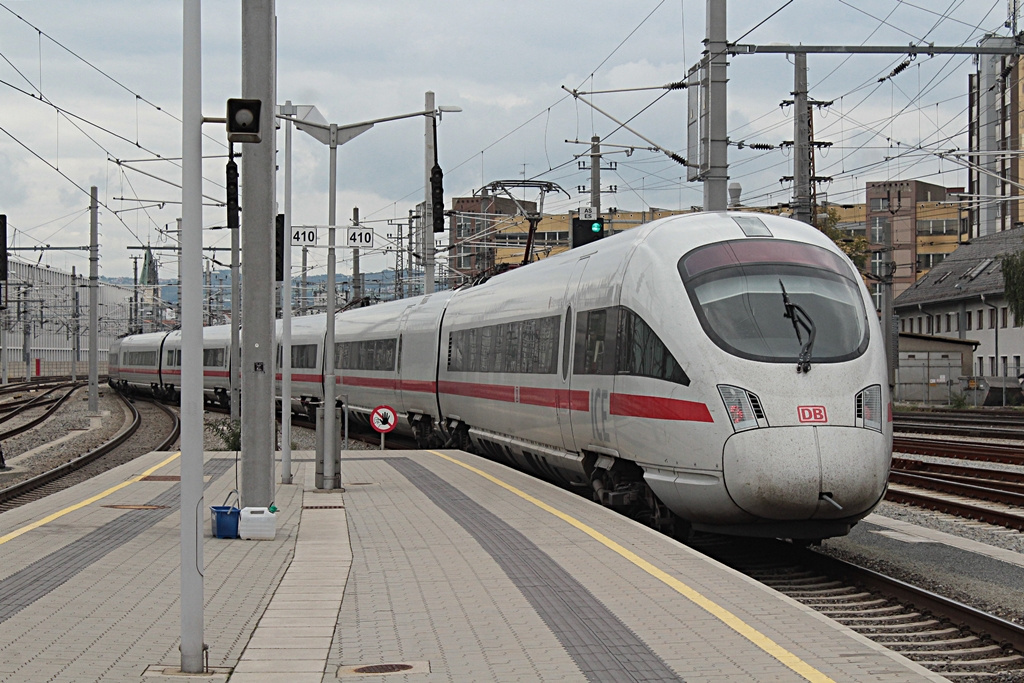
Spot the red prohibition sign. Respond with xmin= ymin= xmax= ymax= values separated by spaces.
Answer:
xmin=370 ymin=405 xmax=398 ymax=433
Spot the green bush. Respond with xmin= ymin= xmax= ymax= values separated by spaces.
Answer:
xmin=949 ymin=392 xmax=968 ymax=410
xmin=209 ymin=418 xmax=242 ymax=451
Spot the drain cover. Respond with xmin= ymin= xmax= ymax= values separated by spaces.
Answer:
xmin=352 ymin=664 xmax=413 ymax=674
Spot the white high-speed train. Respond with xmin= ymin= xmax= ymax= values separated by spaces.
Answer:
xmin=109 ymin=211 xmax=893 ymax=540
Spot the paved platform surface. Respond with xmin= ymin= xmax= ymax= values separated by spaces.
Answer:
xmin=0 ymin=446 xmax=952 ymax=682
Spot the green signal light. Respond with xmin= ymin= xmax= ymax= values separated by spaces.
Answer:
xmin=591 ymin=222 xmax=602 ymax=232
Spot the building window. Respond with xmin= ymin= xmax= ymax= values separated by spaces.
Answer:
xmin=945 ymin=313 xmax=952 ymax=333
xmin=989 ymin=308 xmax=997 ymax=329
xmin=991 ymin=357 xmax=997 ymax=375
xmin=1002 ymin=356 xmax=1008 ymax=377
xmin=869 ymin=216 xmax=889 ymax=243
xmin=966 ymin=313 xmax=972 ymax=331
xmin=1014 ymin=356 xmax=1021 ymax=376
xmin=1001 ymin=306 xmax=1008 ymax=328
xmin=978 ymin=357 xmax=984 ymax=375
xmin=977 ymin=310 xmax=984 ymax=330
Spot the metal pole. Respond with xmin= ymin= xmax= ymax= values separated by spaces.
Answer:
xmin=300 ymin=247 xmax=307 ymax=314
xmin=590 ymin=136 xmax=601 ymax=215
xmin=352 ymin=207 xmax=361 ymax=302
xmin=229 ymin=150 xmax=240 ymax=423
xmin=71 ymin=267 xmax=78 ymax=382
xmin=240 ymin=0 xmax=277 ymax=508
xmin=179 ymin=0 xmax=204 ymax=672
xmin=322 ymin=125 xmax=337 ymax=490
xmin=88 ymin=187 xmax=98 ymax=409
xmin=132 ymin=257 xmax=138 ymax=334
xmin=792 ymin=52 xmax=811 ymax=225
xmin=21 ymin=287 xmax=28 ymax=382
xmin=281 ymin=101 xmax=293 ymax=484
xmin=703 ymin=0 xmax=728 ymax=211
xmin=424 ymin=91 xmax=435 ymax=293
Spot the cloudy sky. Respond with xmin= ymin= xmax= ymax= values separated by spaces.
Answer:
xmin=0 ymin=0 xmax=1011 ymax=280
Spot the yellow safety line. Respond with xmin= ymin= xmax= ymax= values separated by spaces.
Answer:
xmin=428 ymin=449 xmax=836 ymax=683
xmin=0 ymin=451 xmax=182 ymax=546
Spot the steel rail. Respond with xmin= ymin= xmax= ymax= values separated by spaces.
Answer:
xmin=0 ymin=385 xmax=80 ymax=438
xmin=893 ymin=436 xmax=1024 ymax=465
xmin=884 ymin=486 xmax=1024 ymax=531
xmin=0 ymin=392 xmax=149 ymax=506
xmin=804 ymin=548 xmax=1024 ymax=654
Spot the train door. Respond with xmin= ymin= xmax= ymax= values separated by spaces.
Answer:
xmin=557 ymin=257 xmax=589 ymax=452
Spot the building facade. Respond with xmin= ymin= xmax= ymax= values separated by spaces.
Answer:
xmin=893 ymin=226 xmax=1024 ymax=402
xmin=1 ymin=260 xmax=135 ymax=378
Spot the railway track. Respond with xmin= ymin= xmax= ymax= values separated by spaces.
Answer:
xmin=688 ymin=534 xmax=1024 ymax=679
xmin=0 ymin=393 xmax=180 ymax=511
xmin=895 ymin=410 xmax=1024 ymax=440
xmin=0 ymin=382 xmax=80 ymax=436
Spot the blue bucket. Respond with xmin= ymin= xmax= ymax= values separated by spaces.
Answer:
xmin=211 ymin=490 xmax=240 ymax=539
xmin=211 ymin=506 xmax=240 ymax=538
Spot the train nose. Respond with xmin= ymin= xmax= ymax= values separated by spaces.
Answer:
xmin=722 ymin=426 xmax=889 ymax=520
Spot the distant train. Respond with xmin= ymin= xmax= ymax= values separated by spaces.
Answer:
xmin=109 ymin=211 xmax=893 ymax=540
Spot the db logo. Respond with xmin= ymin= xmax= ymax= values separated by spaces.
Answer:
xmin=798 ymin=406 xmax=828 ymax=423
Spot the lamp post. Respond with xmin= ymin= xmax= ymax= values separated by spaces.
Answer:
xmin=283 ymin=101 xmax=460 ymax=489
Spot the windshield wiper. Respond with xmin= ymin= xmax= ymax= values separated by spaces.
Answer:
xmin=779 ymin=280 xmax=816 ymax=373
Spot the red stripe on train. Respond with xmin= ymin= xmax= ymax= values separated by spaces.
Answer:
xmin=609 ymin=393 xmax=714 ymax=422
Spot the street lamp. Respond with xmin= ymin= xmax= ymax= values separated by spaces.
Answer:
xmin=281 ymin=99 xmax=460 ymax=490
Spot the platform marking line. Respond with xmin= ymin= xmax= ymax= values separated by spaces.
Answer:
xmin=428 ymin=449 xmax=836 ymax=683
xmin=0 ymin=451 xmax=182 ymax=546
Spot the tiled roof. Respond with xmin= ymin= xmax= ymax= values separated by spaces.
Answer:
xmin=893 ymin=226 xmax=1024 ymax=309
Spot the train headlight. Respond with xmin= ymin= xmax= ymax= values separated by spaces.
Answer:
xmin=718 ymin=385 xmax=760 ymax=432
xmin=856 ymin=385 xmax=882 ymax=432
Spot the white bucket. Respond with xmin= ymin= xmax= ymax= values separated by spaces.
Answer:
xmin=238 ymin=507 xmax=277 ymax=540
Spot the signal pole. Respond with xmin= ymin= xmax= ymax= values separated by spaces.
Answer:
xmin=89 ymin=187 xmax=98 ymax=412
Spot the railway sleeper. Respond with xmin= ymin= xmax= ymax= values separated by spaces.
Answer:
xmin=784 ymin=586 xmax=864 ymax=597
xmin=813 ymin=605 xmax=905 ymax=617
xmin=793 ymin=592 xmax=874 ymax=602
xmin=872 ymin=627 xmax=962 ymax=640
xmin=762 ymin=579 xmax=843 ymax=590
xmin=803 ymin=598 xmax=888 ymax=609
xmin=899 ymin=644 xmax=1005 ymax=658
xmin=886 ymin=635 xmax=982 ymax=649
xmin=848 ymin=619 xmax=941 ymax=632
xmin=837 ymin=612 xmax=925 ymax=623
xmin=745 ymin=569 xmax=819 ymax=580
xmin=914 ymin=653 xmax=1024 ymax=669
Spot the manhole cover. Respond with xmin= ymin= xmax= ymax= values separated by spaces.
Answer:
xmin=352 ymin=664 xmax=413 ymax=674
xmin=141 ymin=475 xmax=180 ymax=482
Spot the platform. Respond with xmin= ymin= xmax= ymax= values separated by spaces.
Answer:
xmin=0 ymin=446 xmax=950 ymax=682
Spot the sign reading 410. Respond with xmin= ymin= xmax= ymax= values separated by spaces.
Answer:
xmin=347 ymin=227 xmax=374 ymax=249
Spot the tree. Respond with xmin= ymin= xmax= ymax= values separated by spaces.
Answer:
xmin=1001 ymin=249 xmax=1024 ymax=326
xmin=818 ymin=206 xmax=871 ymax=270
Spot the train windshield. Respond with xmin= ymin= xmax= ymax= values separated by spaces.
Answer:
xmin=678 ymin=239 xmax=869 ymax=364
